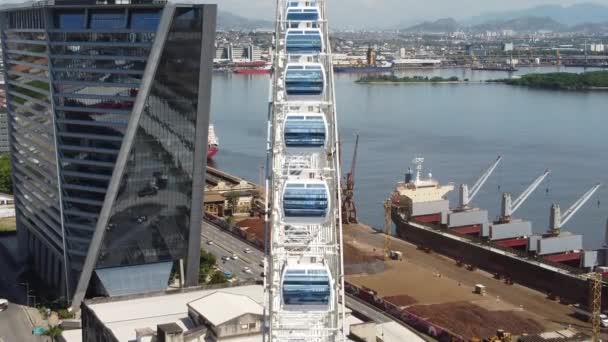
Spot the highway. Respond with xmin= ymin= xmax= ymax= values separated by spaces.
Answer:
xmin=200 ymin=220 xmax=408 ymax=326
xmin=201 ymin=221 xmax=264 ymax=282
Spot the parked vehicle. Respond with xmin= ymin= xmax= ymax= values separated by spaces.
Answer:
xmin=573 ymin=304 xmax=608 ymax=327
xmin=0 ymin=299 xmax=8 ymax=312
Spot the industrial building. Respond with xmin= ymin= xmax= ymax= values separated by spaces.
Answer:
xmin=0 ymin=0 xmax=216 ymax=309
xmin=62 ymin=284 xmax=368 ymax=342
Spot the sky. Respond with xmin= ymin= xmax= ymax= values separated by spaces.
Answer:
xmin=212 ymin=0 xmax=601 ymax=28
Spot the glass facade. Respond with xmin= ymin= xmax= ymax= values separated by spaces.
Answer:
xmin=97 ymin=7 xmax=203 ymax=268
xmin=0 ymin=2 xmax=214 ymax=304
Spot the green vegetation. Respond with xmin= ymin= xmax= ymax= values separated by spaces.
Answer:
xmin=43 ymin=325 xmax=63 ymax=341
xmin=0 ymin=217 xmax=16 ymax=232
xmin=209 ymin=271 xmax=228 ymax=284
xmin=0 ymin=154 xmax=12 ymax=195
xmin=356 ymin=75 xmax=461 ymax=84
xmin=57 ymin=308 xmax=75 ymax=319
xmin=490 ymin=71 xmax=608 ymax=90
xmin=199 ymin=249 xmax=228 ymax=285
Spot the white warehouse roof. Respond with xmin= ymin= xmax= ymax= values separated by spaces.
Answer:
xmin=188 ymin=291 xmax=263 ymax=326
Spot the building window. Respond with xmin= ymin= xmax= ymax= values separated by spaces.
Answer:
xmin=249 ymin=322 xmax=256 ymax=329
xmin=241 ymin=324 xmax=248 ymax=330
xmin=89 ymin=10 xmax=125 ymax=29
xmin=54 ymin=11 xmax=85 ymax=29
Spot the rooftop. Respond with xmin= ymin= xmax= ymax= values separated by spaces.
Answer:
xmin=188 ymin=291 xmax=263 ymax=326
xmin=84 ymin=284 xmax=264 ymax=342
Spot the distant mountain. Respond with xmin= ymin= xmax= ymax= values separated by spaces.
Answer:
xmin=402 ymin=18 xmax=461 ymax=33
xmin=469 ymin=3 xmax=608 ymax=26
xmin=570 ymin=21 xmax=608 ymax=33
xmin=472 ymin=16 xmax=566 ymax=32
xmin=218 ymin=11 xmax=273 ymax=31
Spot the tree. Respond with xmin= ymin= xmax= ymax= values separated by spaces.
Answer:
xmin=225 ymin=192 xmax=240 ymax=216
xmin=0 ymin=154 xmax=12 ymax=194
xmin=44 ymin=325 xmax=63 ymax=342
xmin=209 ymin=271 xmax=228 ymax=285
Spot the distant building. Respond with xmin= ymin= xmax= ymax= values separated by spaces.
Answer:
xmin=503 ymin=42 xmax=514 ymax=52
xmin=0 ymin=0 xmax=217 ymax=309
xmin=399 ymin=47 xmax=406 ymax=59
xmin=0 ymin=86 xmax=8 ymax=153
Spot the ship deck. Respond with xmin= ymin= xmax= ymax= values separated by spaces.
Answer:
xmin=343 ymin=223 xmax=603 ymax=339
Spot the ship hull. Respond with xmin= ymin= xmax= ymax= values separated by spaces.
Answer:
xmin=207 ymin=145 xmax=218 ymax=159
xmin=233 ymin=68 xmax=271 ymax=75
xmin=333 ymin=66 xmax=392 ymax=73
xmin=391 ymin=209 xmax=607 ymax=308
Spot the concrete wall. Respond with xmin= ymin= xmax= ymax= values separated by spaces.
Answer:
xmin=490 ymin=220 xmax=532 ymax=241
xmin=349 ymin=322 xmax=377 ymax=342
xmin=215 ymin=313 xmax=262 ymax=338
xmin=537 ymin=235 xmax=583 ymax=256
xmin=447 ymin=209 xmax=488 ymax=228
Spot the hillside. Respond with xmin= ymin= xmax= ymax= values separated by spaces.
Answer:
xmin=471 ymin=16 xmax=565 ymax=32
xmin=403 ymin=18 xmax=460 ymax=33
xmin=218 ymin=11 xmax=273 ymax=31
xmin=469 ymin=3 xmax=608 ymax=26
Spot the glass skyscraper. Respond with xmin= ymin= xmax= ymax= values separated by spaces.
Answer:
xmin=0 ymin=0 xmax=216 ymax=309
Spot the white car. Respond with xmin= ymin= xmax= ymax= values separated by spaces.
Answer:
xmin=242 ymin=267 xmax=252 ymax=274
xmin=0 ymin=299 xmax=8 ymax=312
xmin=231 ymin=254 xmax=239 ymax=260
xmin=206 ymin=240 xmax=214 ymax=245
xmin=244 ymin=248 xmax=252 ymax=254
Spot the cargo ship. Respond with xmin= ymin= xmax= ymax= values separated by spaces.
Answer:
xmin=390 ymin=157 xmax=608 ymax=308
xmin=333 ymin=63 xmax=393 ymax=73
xmin=207 ymin=124 xmax=219 ymax=159
xmin=233 ymin=64 xmax=272 ymax=74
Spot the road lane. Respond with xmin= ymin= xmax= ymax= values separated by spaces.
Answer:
xmin=201 ymin=222 xmax=264 ymax=281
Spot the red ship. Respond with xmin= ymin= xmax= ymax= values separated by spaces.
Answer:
xmin=207 ymin=125 xmax=218 ymax=159
xmin=233 ymin=65 xmax=272 ymax=75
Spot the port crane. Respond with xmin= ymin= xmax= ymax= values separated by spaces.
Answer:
xmin=458 ymin=156 xmax=502 ymax=209
xmin=342 ymin=133 xmax=359 ymax=224
xmin=498 ymin=169 xmax=551 ymax=223
xmin=548 ymin=183 xmax=602 ymax=235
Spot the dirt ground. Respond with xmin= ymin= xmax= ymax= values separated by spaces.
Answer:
xmin=408 ymin=301 xmax=545 ymax=338
xmin=344 ymin=223 xmax=603 ymax=339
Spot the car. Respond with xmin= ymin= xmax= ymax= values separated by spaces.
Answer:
xmin=221 ymin=256 xmax=230 ymax=261
xmin=259 ymin=261 xmax=264 ymax=267
xmin=136 ymin=216 xmax=147 ymax=224
xmin=243 ymin=269 xmax=253 ymax=274
xmin=242 ymin=267 xmax=251 ymax=271
xmin=206 ymin=240 xmax=214 ymax=245
xmin=231 ymin=254 xmax=239 ymax=260
xmin=244 ymin=248 xmax=252 ymax=254
xmin=0 ymin=298 xmax=7 ymax=312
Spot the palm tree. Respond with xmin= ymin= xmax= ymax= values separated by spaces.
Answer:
xmin=43 ymin=325 xmax=63 ymax=342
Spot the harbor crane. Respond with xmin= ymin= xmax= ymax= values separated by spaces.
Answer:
xmin=342 ymin=133 xmax=359 ymax=224
xmin=458 ymin=156 xmax=502 ymax=210
xmin=498 ymin=169 xmax=551 ymax=223
xmin=548 ymin=183 xmax=602 ymax=235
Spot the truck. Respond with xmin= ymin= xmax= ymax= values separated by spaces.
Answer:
xmin=572 ymin=304 xmax=608 ymax=328
xmin=389 ymin=250 xmax=403 ymax=260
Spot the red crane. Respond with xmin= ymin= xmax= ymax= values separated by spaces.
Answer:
xmin=342 ymin=133 xmax=359 ymax=224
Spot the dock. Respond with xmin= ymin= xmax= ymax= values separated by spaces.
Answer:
xmin=343 ymin=222 xmax=603 ymax=339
